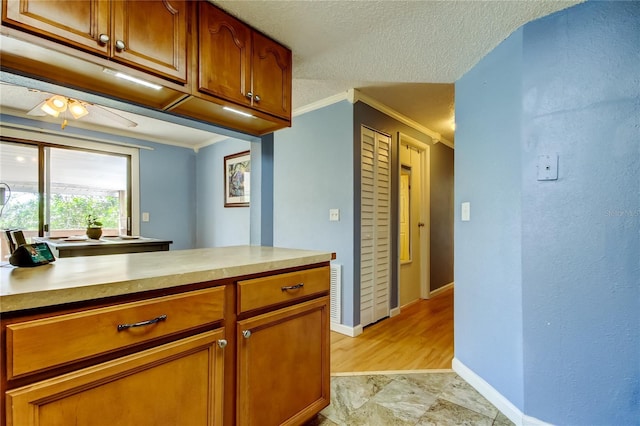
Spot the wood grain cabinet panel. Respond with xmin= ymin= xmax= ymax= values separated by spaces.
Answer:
xmin=197 ymin=1 xmax=251 ymax=106
xmin=197 ymin=1 xmax=292 ymax=120
xmin=2 ymin=0 xmax=110 ymax=54
xmin=6 ymin=330 xmax=226 ymax=426
xmin=238 ymin=266 xmax=330 ymax=314
xmin=111 ymin=0 xmax=187 ymax=82
xmin=237 ymin=297 xmax=330 ymax=426
xmin=1 ymin=0 xmax=188 ymax=83
xmin=250 ymin=30 xmax=291 ymax=119
xmin=6 ymin=286 xmax=224 ymax=379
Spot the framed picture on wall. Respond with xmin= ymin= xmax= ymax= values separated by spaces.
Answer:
xmin=224 ymin=150 xmax=250 ymax=207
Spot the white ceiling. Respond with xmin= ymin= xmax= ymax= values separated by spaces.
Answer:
xmin=0 ymin=0 xmax=582 ymax=148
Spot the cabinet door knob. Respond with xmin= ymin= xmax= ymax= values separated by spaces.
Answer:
xmin=217 ymin=339 xmax=228 ymax=348
xmin=246 ymin=92 xmax=253 ymax=100
xmin=254 ymin=94 xmax=261 ymax=102
xmin=115 ymin=40 xmax=126 ymax=51
xmin=242 ymin=330 xmax=252 ymax=339
xmin=99 ymin=34 xmax=110 ymax=44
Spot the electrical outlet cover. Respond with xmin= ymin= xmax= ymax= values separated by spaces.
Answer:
xmin=537 ymin=154 xmax=558 ymax=181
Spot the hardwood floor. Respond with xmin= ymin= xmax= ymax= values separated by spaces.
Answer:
xmin=330 ymin=286 xmax=453 ymax=373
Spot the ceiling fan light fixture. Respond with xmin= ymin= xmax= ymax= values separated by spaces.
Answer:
xmin=68 ymin=99 xmax=89 ymax=119
xmin=41 ymin=95 xmax=68 ymax=117
xmin=40 ymin=102 xmax=60 ymax=117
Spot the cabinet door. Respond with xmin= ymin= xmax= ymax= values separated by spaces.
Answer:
xmin=251 ymin=31 xmax=292 ymax=119
xmin=198 ymin=2 xmax=251 ymax=106
xmin=6 ymin=330 xmax=227 ymax=426
xmin=111 ymin=0 xmax=187 ymax=83
xmin=237 ymin=297 xmax=330 ymax=426
xmin=2 ymin=0 xmax=110 ymax=54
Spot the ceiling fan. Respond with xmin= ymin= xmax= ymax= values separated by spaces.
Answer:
xmin=26 ymin=92 xmax=138 ymax=130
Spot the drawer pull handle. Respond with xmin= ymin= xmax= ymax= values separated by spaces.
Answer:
xmin=117 ymin=314 xmax=167 ymax=331
xmin=218 ymin=339 xmax=228 ymax=348
xmin=242 ymin=330 xmax=252 ymax=339
xmin=281 ymin=283 xmax=304 ymax=292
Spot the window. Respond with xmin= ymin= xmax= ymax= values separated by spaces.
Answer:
xmin=0 ymin=132 xmax=139 ymax=261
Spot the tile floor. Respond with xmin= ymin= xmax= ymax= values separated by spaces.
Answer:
xmin=306 ymin=371 xmax=514 ymax=426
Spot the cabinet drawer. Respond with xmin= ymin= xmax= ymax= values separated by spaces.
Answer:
xmin=6 ymin=287 xmax=225 ymax=379
xmin=238 ymin=266 xmax=329 ymax=314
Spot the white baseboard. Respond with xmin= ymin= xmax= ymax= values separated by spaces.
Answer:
xmin=390 ymin=306 xmax=401 ymax=317
xmin=452 ymin=358 xmax=553 ymax=426
xmin=330 ymin=322 xmax=363 ymax=337
xmin=429 ymin=281 xmax=454 ymax=298
xmin=522 ymin=414 xmax=554 ymax=426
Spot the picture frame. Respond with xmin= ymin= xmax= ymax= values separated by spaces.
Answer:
xmin=224 ymin=150 xmax=251 ymax=207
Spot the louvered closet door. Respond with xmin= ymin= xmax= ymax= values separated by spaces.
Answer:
xmin=360 ymin=126 xmax=391 ymax=327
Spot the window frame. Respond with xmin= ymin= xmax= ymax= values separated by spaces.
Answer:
xmin=0 ymin=127 xmax=140 ymax=237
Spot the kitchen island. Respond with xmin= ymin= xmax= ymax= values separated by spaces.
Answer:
xmin=32 ymin=236 xmax=173 ymax=258
xmin=0 ymin=246 xmax=332 ymax=426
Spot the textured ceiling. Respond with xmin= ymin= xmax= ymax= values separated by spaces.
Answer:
xmin=0 ymin=0 xmax=582 ymax=147
xmin=216 ymin=0 xmax=582 ymax=144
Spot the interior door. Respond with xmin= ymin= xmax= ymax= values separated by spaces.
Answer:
xmin=399 ymin=133 xmax=430 ymax=305
xmin=360 ymin=126 xmax=391 ymax=327
xmin=399 ymin=143 xmax=422 ymax=306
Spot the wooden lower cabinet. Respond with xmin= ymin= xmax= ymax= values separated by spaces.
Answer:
xmin=237 ymin=297 xmax=330 ymax=426
xmin=6 ymin=329 xmax=226 ymax=426
xmin=2 ymin=265 xmax=331 ymax=426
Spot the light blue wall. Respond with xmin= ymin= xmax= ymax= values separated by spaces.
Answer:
xmin=195 ymin=138 xmax=251 ymax=247
xmin=249 ymin=134 xmax=274 ymax=246
xmin=520 ymin=2 xmax=639 ymax=424
xmin=454 ymin=28 xmax=525 ymax=410
xmin=129 ymin=141 xmax=196 ymax=249
xmin=456 ymin=1 xmax=639 ymax=424
xmin=273 ymin=101 xmax=355 ymax=325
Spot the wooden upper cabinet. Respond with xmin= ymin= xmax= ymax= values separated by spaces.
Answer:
xmin=198 ymin=1 xmax=251 ymax=107
xmin=2 ymin=0 xmax=110 ymax=54
xmin=197 ymin=1 xmax=292 ymax=120
xmin=111 ymin=0 xmax=187 ymax=83
xmin=251 ymin=31 xmax=292 ymax=120
xmin=2 ymin=0 xmax=188 ymax=83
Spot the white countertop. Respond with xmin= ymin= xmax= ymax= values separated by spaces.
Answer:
xmin=0 ymin=246 xmax=332 ymax=313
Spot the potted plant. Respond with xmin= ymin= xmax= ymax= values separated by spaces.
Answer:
xmin=86 ymin=214 xmax=103 ymax=240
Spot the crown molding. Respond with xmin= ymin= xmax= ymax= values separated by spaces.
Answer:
xmin=291 ymin=89 xmax=454 ymax=149
xmin=292 ymin=91 xmax=352 ymax=117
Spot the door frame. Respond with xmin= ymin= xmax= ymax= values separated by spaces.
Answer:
xmin=398 ymin=133 xmax=431 ymax=300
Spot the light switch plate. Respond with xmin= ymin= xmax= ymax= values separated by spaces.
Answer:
xmin=537 ymin=154 xmax=558 ymax=181
xmin=461 ymin=202 xmax=470 ymax=221
xmin=142 ymin=212 xmax=150 ymax=222
xmin=329 ymin=209 xmax=340 ymax=222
